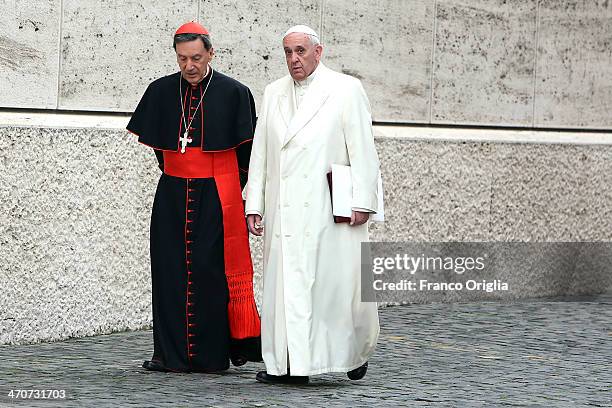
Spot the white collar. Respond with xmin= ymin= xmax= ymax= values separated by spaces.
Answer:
xmin=294 ymin=64 xmax=320 ymax=88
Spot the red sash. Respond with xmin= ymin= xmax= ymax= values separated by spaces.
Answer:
xmin=163 ymin=148 xmax=260 ymax=339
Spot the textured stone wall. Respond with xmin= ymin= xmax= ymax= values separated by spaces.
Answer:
xmin=1 ymin=1 xmax=611 ymax=128
xmin=0 ymin=127 xmax=157 ymax=344
xmin=372 ymin=137 xmax=612 ymax=242
xmin=1 ymin=125 xmax=611 ymax=344
xmin=1 ymin=1 xmax=611 ymax=345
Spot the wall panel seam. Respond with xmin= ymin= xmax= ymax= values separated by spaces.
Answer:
xmin=531 ymin=0 xmax=541 ymax=128
xmin=55 ymin=0 xmax=65 ymax=109
xmin=428 ymin=0 xmax=438 ymax=124
xmin=319 ymin=0 xmax=325 ymax=42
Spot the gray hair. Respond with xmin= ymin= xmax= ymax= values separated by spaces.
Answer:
xmin=173 ymin=33 xmax=213 ymax=51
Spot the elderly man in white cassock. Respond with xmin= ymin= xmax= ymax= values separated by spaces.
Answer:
xmin=245 ymin=24 xmax=381 ymax=384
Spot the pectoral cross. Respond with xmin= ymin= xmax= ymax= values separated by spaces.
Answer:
xmin=179 ymin=131 xmax=192 ymax=154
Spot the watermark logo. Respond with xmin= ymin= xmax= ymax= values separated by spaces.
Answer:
xmin=372 ymin=254 xmax=486 ymax=275
xmin=361 ymin=242 xmax=612 ymax=302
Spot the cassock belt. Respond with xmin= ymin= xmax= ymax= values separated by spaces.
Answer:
xmin=163 ymin=147 xmax=260 ymax=340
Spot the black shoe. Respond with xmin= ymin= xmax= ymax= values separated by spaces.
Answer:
xmin=255 ymin=371 xmax=309 ymax=385
xmin=142 ymin=360 xmax=169 ymax=372
xmin=230 ymin=356 xmax=247 ymax=367
xmin=347 ymin=362 xmax=368 ymax=380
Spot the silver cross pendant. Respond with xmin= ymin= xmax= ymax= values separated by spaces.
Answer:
xmin=179 ymin=131 xmax=192 ymax=154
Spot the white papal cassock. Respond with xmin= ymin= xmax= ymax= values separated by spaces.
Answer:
xmin=245 ymin=63 xmax=380 ymax=376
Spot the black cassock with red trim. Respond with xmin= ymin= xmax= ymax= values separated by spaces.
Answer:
xmin=127 ymin=69 xmax=261 ymax=372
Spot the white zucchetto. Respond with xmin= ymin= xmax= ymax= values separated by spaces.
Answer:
xmin=283 ymin=25 xmax=319 ymax=40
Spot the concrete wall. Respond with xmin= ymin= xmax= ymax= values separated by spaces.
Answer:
xmin=1 ymin=1 xmax=611 ymax=128
xmin=1 ymin=2 xmax=611 ymax=344
xmin=0 ymin=122 xmax=610 ymax=345
xmin=0 ymin=126 xmax=156 ymax=344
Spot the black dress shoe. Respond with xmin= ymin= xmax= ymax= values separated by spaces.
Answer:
xmin=142 ymin=360 xmax=169 ymax=372
xmin=255 ymin=371 xmax=309 ymax=385
xmin=347 ymin=362 xmax=368 ymax=380
xmin=230 ymin=356 xmax=247 ymax=367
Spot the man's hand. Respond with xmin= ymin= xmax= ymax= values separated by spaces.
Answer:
xmin=350 ymin=210 xmax=370 ymax=226
xmin=247 ymin=214 xmax=264 ymax=236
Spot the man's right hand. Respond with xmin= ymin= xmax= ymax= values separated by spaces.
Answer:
xmin=247 ymin=214 xmax=264 ymax=236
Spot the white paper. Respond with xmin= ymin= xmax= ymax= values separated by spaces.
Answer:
xmin=331 ymin=164 xmax=384 ymax=222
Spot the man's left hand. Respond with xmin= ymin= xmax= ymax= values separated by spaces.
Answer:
xmin=350 ymin=210 xmax=370 ymax=226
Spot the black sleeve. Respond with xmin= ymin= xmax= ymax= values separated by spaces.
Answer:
xmin=235 ymin=87 xmax=256 ymax=190
xmin=236 ymin=142 xmax=252 ymax=190
xmin=154 ymin=149 xmax=164 ymax=172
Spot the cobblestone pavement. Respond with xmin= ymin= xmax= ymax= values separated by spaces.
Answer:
xmin=0 ymin=295 xmax=610 ymax=408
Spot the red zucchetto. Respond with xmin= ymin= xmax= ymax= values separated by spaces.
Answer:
xmin=175 ymin=21 xmax=209 ymax=35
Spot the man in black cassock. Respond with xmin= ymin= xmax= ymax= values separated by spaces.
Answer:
xmin=127 ymin=21 xmax=261 ymax=373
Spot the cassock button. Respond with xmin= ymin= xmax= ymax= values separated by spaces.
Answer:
xmin=304 ymin=202 xmax=309 ymax=207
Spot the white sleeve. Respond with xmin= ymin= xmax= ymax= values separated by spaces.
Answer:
xmin=244 ymin=86 xmax=269 ymax=216
xmin=343 ymin=79 xmax=380 ymax=212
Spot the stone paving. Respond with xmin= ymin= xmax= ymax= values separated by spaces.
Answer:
xmin=0 ymin=295 xmax=610 ymax=408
